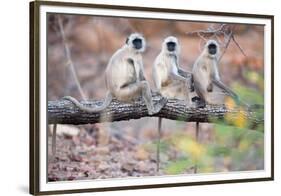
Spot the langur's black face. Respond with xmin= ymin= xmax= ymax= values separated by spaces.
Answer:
xmin=208 ymin=43 xmax=217 ymax=55
xmin=132 ymin=38 xmax=143 ymax=50
xmin=166 ymin=41 xmax=176 ymax=52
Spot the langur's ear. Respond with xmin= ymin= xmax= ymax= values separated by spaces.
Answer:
xmin=126 ymin=37 xmax=129 ymax=45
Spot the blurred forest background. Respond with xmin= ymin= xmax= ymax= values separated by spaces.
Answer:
xmin=47 ymin=14 xmax=264 ymax=181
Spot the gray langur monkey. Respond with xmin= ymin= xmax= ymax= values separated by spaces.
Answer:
xmin=192 ymin=39 xmax=240 ymax=105
xmin=152 ymin=36 xmax=194 ymax=172
xmin=63 ymin=33 xmax=167 ymax=115
xmin=153 ymin=36 xmax=194 ymax=102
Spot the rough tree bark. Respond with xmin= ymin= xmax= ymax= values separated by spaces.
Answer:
xmin=48 ymin=95 xmax=263 ymax=126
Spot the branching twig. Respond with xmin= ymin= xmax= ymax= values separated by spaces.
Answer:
xmin=187 ymin=24 xmax=247 ymax=62
xmin=218 ymin=30 xmax=233 ymax=62
xmin=187 ymin=24 xmax=227 ymax=37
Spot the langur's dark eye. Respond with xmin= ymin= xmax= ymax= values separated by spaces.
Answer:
xmin=132 ymin=38 xmax=142 ymax=49
xmin=208 ymin=43 xmax=217 ymax=55
xmin=167 ymin=42 xmax=176 ymax=52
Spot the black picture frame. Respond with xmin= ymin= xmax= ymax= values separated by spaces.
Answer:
xmin=30 ymin=1 xmax=274 ymax=195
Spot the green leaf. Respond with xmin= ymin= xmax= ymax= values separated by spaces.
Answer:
xmin=165 ymin=158 xmax=193 ymax=175
xmin=208 ymin=145 xmax=231 ymax=156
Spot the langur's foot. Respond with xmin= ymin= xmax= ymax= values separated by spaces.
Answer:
xmin=192 ymin=96 xmax=206 ymax=108
xmin=150 ymin=97 xmax=168 ymax=115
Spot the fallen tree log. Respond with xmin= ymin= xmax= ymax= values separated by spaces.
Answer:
xmin=48 ymin=95 xmax=264 ymax=126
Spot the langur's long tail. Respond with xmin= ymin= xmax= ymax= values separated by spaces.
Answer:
xmin=212 ymin=79 xmax=263 ymax=111
xmin=226 ymin=93 xmax=263 ymax=111
xmin=63 ymin=91 xmax=113 ymax=113
xmin=236 ymin=98 xmax=263 ymax=111
xmin=52 ymin=124 xmax=57 ymax=156
xmin=157 ymin=117 xmax=162 ymax=172
xmin=194 ymin=121 xmax=200 ymax=173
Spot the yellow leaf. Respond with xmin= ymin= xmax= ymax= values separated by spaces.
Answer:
xmin=177 ymin=139 xmax=205 ymax=161
xmin=235 ymin=109 xmax=247 ymax=128
xmin=225 ymin=97 xmax=236 ymax=110
xmin=225 ymin=106 xmax=247 ymax=128
xmin=248 ymin=72 xmax=259 ymax=83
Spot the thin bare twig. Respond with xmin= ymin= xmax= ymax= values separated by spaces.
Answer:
xmin=232 ymin=35 xmax=247 ymax=57
xmin=57 ymin=15 xmax=86 ymax=100
xmin=218 ymin=31 xmax=233 ymax=62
